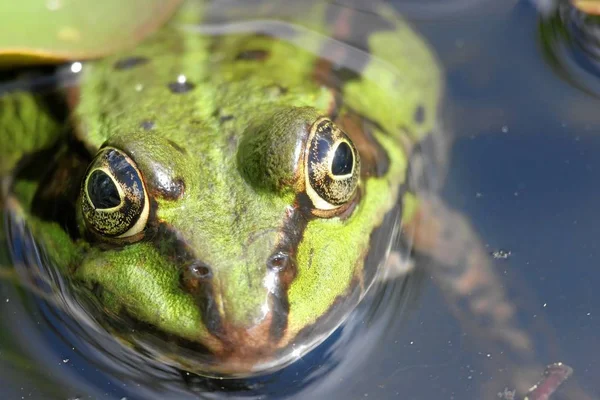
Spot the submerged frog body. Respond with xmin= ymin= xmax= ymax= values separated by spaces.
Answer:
xmin=0 ymin=1 xmax=578 ymax=397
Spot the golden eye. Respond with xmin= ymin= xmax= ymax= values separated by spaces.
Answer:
xmin=81 ymin=147 xmax=149 ymax=238
xmin=305 ymin=117 xmax=360 ymax=211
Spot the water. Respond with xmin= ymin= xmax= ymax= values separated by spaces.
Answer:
xmin=1 ymin=0 xmax=600 ymax=399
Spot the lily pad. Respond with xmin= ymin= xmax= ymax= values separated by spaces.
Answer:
xmin=0 ymin=0 xmax=182 ymax=66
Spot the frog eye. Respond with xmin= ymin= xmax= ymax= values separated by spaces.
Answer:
xmin=305 ymin=117 xmax=360 ymax=211
xmin=80 ymin=147 xmax=149 ymax=238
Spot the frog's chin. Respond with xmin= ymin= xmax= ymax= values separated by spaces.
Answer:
xmin=156 ymin=326 xmax=338 ymax=379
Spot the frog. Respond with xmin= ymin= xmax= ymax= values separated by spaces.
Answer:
xmin=0 ymin=0 xmax=577 ymax=398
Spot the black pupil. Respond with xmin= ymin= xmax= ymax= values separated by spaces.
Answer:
xmin=331 ymin=142 xmax=354 ymax=176
xmin=88 ymin=170 xmax=121 ymax=209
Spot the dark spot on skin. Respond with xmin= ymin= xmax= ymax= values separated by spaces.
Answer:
xmin=140 ymin=120 xmax=155 ymax=131
xmin=235 ymin=49 xmax=270 ymax=61
xmin=113 ymin=56 xmax=149 ymax=70
xmin=414 ymin=105 xmax=425 ymax=124
xmin=212 ymin=108 xmax=234 ymax=123
xmin=167 ymin=139 xmax=187 ymax=155
xmin=168 ymin=80 xmax=195 ymax=94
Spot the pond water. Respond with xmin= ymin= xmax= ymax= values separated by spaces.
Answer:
xmin=1 ymin=0 xmax=599 ymax=399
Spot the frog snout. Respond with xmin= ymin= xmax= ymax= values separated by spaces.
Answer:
xmin=180 ymin=251 xmax=296 ymax=350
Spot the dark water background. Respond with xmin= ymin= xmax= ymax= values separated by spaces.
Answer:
xmin=1 ymin=0 xmax=600 ymax=399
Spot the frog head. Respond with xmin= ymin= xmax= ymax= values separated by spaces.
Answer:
xmin=73 ymin=101 xmax=402 ymax=375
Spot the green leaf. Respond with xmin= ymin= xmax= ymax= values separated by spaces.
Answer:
xmin=0 ymin=0 xmax=182 ymax=66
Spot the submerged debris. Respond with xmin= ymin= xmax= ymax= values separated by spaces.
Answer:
xmin=491 ymin=249 xmax=512 ymax=260
xmin=523 ymin=362 xmax=573 ymax=400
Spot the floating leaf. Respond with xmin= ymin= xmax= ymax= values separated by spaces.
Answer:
xmin=0 ymin=0 xmax=182 ymax=66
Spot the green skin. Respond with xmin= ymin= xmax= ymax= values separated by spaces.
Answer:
xmin=1 ymin=0 xmax=440 ymax=376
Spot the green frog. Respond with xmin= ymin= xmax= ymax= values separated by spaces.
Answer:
xmin=3 ymin=0 xmax=441 ymax=374
xmin=0 ymin=0 xmax=576 ymax=397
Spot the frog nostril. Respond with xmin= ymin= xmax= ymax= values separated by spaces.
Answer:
xmin=189 ymin=262 xmax=212 ymax=280
xmin=267 ymin=252 xmax=291 ymax=272
xmin=182 ymin=261 xmax=213 ymax=286
xmin=180 ymin=261 xmax=223 ymax=337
